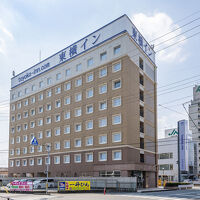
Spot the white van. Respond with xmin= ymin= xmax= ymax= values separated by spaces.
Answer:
xmin=33 ymin=179 xmax=55 ymax=189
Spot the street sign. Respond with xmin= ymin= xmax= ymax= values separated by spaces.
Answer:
xmin=31 ymin=137 xmax=38 ymax=146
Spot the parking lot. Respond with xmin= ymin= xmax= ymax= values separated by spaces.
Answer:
xmin=0 ymin=189 xmax=200 ymax=200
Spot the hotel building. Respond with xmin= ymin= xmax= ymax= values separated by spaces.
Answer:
xmin=9 ymin=15 xmax=157 ymax=187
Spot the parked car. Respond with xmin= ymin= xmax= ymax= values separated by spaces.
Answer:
xmin=7 ymin=180 xmax=19 ymax=188
xmin=183 ymin=179 xmax=193 ymax=183
xmin=33 ymin=179 xmax=55 ymax=189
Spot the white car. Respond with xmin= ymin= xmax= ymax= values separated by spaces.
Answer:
xmin=183 ymin=179 xmax=193 ymax=183
xmin=33 ymin=179 xmax=55 ymax=189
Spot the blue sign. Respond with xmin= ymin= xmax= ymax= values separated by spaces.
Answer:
xmin=31 ymin=137 xmax=38 ymax=146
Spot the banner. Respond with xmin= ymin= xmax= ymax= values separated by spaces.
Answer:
xmin=58 ymin=181 xmax=90 ymax=191
xmin=10 ymin=181 xmax=33 ymax=191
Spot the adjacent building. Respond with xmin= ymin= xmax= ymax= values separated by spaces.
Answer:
xmin=189 ymin=85 xmax=200 ymax=176
xmin=158 ymin=121 xmax=196 ymax=182
xmin=8 ymin=15 xmax=157 ymax=187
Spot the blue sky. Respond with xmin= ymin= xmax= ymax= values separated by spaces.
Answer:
xmin=0 ymin=0 xmax=200 ymax=166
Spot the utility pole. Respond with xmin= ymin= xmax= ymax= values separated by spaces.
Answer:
xmin=178 ymin=121 xmax=181 ymax=182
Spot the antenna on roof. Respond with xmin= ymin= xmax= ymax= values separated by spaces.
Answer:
xmin=12 ymin=70 xmax=15 ymax=77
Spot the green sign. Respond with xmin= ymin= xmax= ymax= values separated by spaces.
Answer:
xmin=196 ymin=86 xmax=200 ymax=93
xmin=168 ymin=129 xmax=178 ymax=136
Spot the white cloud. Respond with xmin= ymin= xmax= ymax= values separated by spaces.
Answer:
xmin=131 ymin=12 xmax=187 ymax=63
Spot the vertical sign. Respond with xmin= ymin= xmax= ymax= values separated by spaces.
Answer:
xmin=178 ymin=120 xmax=186 ymax=171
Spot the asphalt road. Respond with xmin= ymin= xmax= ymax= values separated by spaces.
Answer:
xmin=1 ymin=189 xmax=200 ymax=200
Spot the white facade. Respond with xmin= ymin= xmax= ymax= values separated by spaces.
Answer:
xmin=158 ymin=129 xmax=179 ymax=182
xmin=158 ymin=125 xmax=195 ymax=182
xmin=189 ymin=85 xmax=200 ymax=175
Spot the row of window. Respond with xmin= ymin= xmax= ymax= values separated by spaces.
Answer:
xmin=11 ymin=55 xmax=121 ymax=100
xmin=11 ymin=78 xmax=121 ymax=112
xmin=11 ymin=96 xmax=121 ymax=122
xmin=11 ymin=114 xmax=122 ymax=134
xmin=10 ymin=149 xmax=122 ymax=167
xmin=10 ymin=133 xmax=122 ymax=154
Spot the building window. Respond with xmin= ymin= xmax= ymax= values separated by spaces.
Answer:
xmin=64 ymin=125 xmax=70 ymax=134
xmin=63 ymin=155 xmax=70 ymax=164
xmin=55 ymin=99 xmax=61 ymax=108
xmin=29 ymin=159 xmax=34 ymax=166
xmin=99 ymin=152 xmax=107 ymax=161
xmin=32 ymin=85 xmax=36 ymax=91
xmin=86 ymin=120 xmax=93 ymax=130
xmin=112 ymin=96 xmax=121 ymax=107
xmin=45 ymin=157 xmax=50 ymax=165
xmin=37 ymin=145 xmax=43 ymax=152
xmin=56 ymin=73 xmax=61 ymax=80
xmin=47 ymin=90 xmax=52 ymax=97
xmin=140 ymin=90 xmax=144 ymax=101
xmin=10 ymin=149 xmax=14 ymax=156
xmin=30 ymin=109 xmax=35 ymax=116
xmin=24 ymin=111 xmax=28 ymax=118
xmin=75 ymin=123 xmax=82 ymax=132
xmin=55 ymin=114 xmax=61 ymax=122
xmin=23 ymin=147 xmax=27 ymax=154
xmin=46 ymin=117 xmax=51 ymax=124
xmin=11 ymin=104 xmax=15 ymax=111
xmin=10 ymin=160 xmax=14 ymax=167
xmin=75 ymin=77 xmax=82 ymax=87
xmin=114 ymin=45 xmax=121 ymax=55
xmin=17 ymin=113 xmax=21 ymax=120
xmin=99 ymin=135 xmax=107 ymax=144
xmin=86 ymin=73 xmax=94 ymax=82
xmin=31 ymin=96 xmax=36 ymax=104
xmin=38 ymin=118 xmax=43 ymax=126
xmin=112 ymin=114 xmax=121 ymax=125
xmin=86 ymin=105 xmax=93 ymax=114
xmin=139 ymin=57 xmax=144 ymax=70
xmin=140 ymin=121 xmax=144 ymax=133
xmin=38 ymin=106 xmax=43 ymax=113
xmin=99 ymin=84 xmax=107 ymax=94
xmin=140 ymin=74 xmax=144 ymax=85
xmin=16 ymin=136 xmax=20 ymax=143
xmin=37 ymin=158 xmax=42 ymax=165
xmin=46 ymin=104 xmax=51 ymax=111
xmin=75 ymin=107 xmax=82 ymax=117
xmin=87 ymin=58 xmax=93 ymax=67
xmin=17 ymin=102 xmax=21 ymax=109
xmin=64 ymin=140 xmax=70 ymax=149
xmin=54 ymin=156 xmax=60 ymax=164
xmin=76 ymin=63 xmax=82 ymax=72
xmin=24 ymin=88 xmax=29 ymax=95
xmin=99 ymin=67 xmax=107 ymax=78
xmin=55 ymin=127 xmax=61 ymax=136
xmin=30 ymin=146 xmax=34 ymax=153
xmin=75 ymin=92 xmax=82 ymax=102
xmin=66 ymin=68 xmax=71 ymax=76
xmin=99 ymin=101 xmax=107 ymax=110
xmin=86 ymin=88 xmax=93 ymax=98
xmin=86 ymin=153 xmax=93 ymax=162
xmin=11 ymin=138 xmax=14 ymax=144
xmin=86 ymin=136 xmax=93 ymax=146
xmin=74 ymin=138 xmax=81 ymax=147
xmin=24 ymin=123 xmax=28 ymax=130
xmin=140 ymin=154 xmax=144 ymax=163
xmin=24 ymin=99 xmax=28 ymax=106
xmin=16 ymin=160 xmax=20 ymax=167
xmin=39 ymin=81 xmax=44 ymax=88
xmin=11 ymin=127 xmax=15 ymax=134
xmin=47 ymin=77 xmax=52 ymax=85
xmin=38 ymin=132 xmax=43 ymax=139
xmin=46 ymin=130 xmax=51 ymax=138
xmin=112 ymin=150 xmax=122 ymax=160
xmin=65 ymin=96 xmax=71 ymax=105
xmin=113 ymin=79 xmax=121 ymax=89
xmin=99 ymin=117 xmax=107 ymax=127
xmin=64 ymin=111 xmax=70 ymax=119
xmin=100 ymin=52 xmax=107 ymax=61
xmin=140 ymin=106 xmax=144 ymax=117
xmin=112 ymin=132 xmax=122 ymax=143
xmin=30 ymin=121 xmax=35 ymax=128
xmin=38 ymin=93 xmax=43 ymax=101
xmin=112 ymin=62 xmax=121 ymax=72
xmin=54 ymin=141 xmax=60 ymax=150
xmin=55 ymin=86 xmax=61 ymax=94
xmin=65 ymin=82 xmax=71 ymax=91
xmin=22 ymin=160 xmax=27 ymax=168
xmin=11 ymin=115 xmax=15 ymax=122
xmin=23 ymin=135 xmax=28 ymax=142
xmin=74 ymin=154 xmax=81 ymax=163
xmin=17 ymin=125 xmax=21 ymax=132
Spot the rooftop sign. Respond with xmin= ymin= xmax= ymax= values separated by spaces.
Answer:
xmin=11 ymin=14 xmax=155 ymax=89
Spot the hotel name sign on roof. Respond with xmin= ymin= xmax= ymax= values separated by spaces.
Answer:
xmin=11 ymin=14 xmax=155 ymax=89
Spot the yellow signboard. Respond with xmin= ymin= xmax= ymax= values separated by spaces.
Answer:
xmin=58 ymin=181 xmax=90 ymax=191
